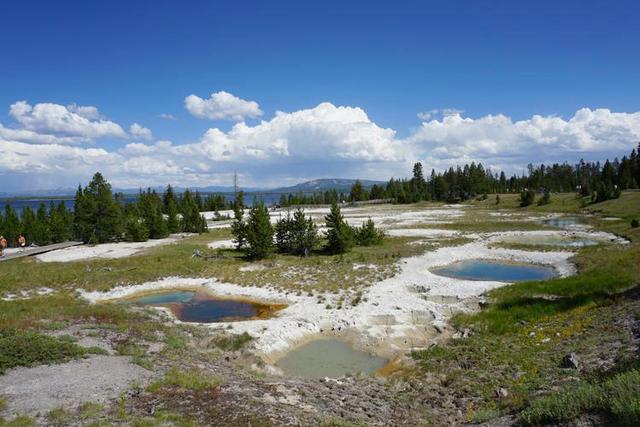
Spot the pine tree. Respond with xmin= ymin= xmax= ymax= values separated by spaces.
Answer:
xmin=245 ymin=202 xmax=274 ymax=259
xmin=180 ymin=189 xmax=207 ymax=233
xmin=290 ymin=208 xmax=318 ymax=256
xmin=349 ymin=180 xmax=367 ymax=202
xmin=2 ymin=204 xmax=21 ymax=247
xmin=231 ymin=192 xmax=247 ymax=249
xmin=354 ymin=218 xmax=384 ymax=246
xmin=274 ymin=212 xmax=293 ymax=254
xmin=20 ymin=206 xmax=37 ymax=245
xmin=324 ymin=202 xmax=354 ymax=254
xmin=51 ymin=202 xmax=73 ymax=243
xmin=32 ymin=202 xmax=52 ymax=245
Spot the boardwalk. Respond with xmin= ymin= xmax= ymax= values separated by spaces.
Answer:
xmin=0 ymin=241 xmax=84 ymax=262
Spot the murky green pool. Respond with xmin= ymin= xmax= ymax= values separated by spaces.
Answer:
xmin=276 ymin=339 xmax=388 ymax=379
xmin=431 ymin=259 xmax=557 ymax=282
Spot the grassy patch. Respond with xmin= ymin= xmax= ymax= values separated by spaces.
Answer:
xmin=0 ymin=330 xmax=91 ymax=374
xmin=46 ymin=408 xmax=73 ymax=427
xmin=207 ymin=331 xmax=252 ymax=351
xmin=0 ymin=416 xmax=37 ymax=427
xmin=147 ymin=368 xmax=220 ymax=394
xmin=520 ymin=368 xmax=640 ymax=425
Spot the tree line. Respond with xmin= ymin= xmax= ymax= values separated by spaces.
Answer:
xmin=276 ymin=144 xmax=640 ymax=206
xmin=0 ymin=173 xmax=209 ymax=247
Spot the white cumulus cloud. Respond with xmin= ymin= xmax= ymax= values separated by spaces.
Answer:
xmin=9 ymin=101 xmax=127 ymax=140
xmin=129 ymin=123 xmax=153 ymax=140
xmin=409 ymin=108 xmax=640 ymax=171
xmin=184 ymin=91 xmax=263 ymax=121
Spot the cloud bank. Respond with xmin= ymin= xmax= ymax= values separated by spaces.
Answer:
xmin=1 ymin=96 xmax=639 ymax=192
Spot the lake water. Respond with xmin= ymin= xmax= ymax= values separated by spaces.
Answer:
xmin=128 ymin=289 xmax=282 ymax=323
xmin=431 ymin=259 xmax=557 ymax=282
xmin=275 ymin=339 xmax=388 ymax=379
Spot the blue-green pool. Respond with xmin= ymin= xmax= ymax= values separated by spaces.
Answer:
xmin=431 ymin=259 xmax=557 ymax=282
xmin=128 ymin=290 xmax=283 ymax=323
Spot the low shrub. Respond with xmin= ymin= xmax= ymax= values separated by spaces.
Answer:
xmin=631 ymin=219 xmax=639 ymax=228
xmin=0 ymin=330 xmax=89 ymax=374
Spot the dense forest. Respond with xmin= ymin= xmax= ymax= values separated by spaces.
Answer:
xmin=0 ymin=174 xmax=208 ymax=248
xmin=1 ymin=144 xmax=638 ymax=247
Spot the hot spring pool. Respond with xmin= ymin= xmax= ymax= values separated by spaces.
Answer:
xmin=431 ymin=259 xmax=557 ymax=282
xmin=275 ymin=339 xmax=388 ymax=379
xmin=126 ymin=289 xmax=283 ymax=323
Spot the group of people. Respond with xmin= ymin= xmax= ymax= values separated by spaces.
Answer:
xmin=0 ymin=234 xmax=27 ymax=258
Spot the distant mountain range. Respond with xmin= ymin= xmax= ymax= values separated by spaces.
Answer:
xmin=0 ymin=178 xmax=385 ymax=199
xmin=269 ymin=178 xmax=385 ymax=193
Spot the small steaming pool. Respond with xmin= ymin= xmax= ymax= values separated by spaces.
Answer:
xmin=543 ymin=217 xmax=583 ymax=229
xmin=275 ymin=339 xmax=388 ymax=379
xmin=431 ymin=259 xmax=557 ymax=282
xmin=125 ymin=289 xmax=284 ymax=323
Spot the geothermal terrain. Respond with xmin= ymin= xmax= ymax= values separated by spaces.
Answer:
xmin=1 ymin=192 xmax=639 ymax=426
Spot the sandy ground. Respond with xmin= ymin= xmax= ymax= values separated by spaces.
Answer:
xmin=35 ymin=234 xmax=191 ymax=263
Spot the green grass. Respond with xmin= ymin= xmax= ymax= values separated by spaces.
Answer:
xmin=207 ymin=331 xmax=252 ymax=351
xmin=147 ymin=368 xmax=220 ymax=394
xmin=46 ymin=407 xmax=72 ymax=427
xmin=0 ymin=416 xmax=36 ymax=427
xmin=520 ymin=368 xmax=640 ymax=425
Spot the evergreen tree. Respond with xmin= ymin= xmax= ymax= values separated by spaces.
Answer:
xmin=32 ymin=202 xmax=52 ymax=245
xmin=354 ymin=218 xmax=384 ymax=246
xmin=274 ymin=212 xmax=293 ymax=254
xmin=520 ymin=189 xmax=536 ymax=207
xmin=139 ymin=189 xmax=169 ymax=238
xmin=20 ymin=206 xmax=37 ymax=245
xmin=349 ymin=180 xmax=367 ymax=202
xmin=324 ymin=202 xmax=354 ymax=254
xmin=2 ymin=204 xmax=21 ymax=247
xmin=231 ymin=192 xmax=247 ymax=249
xmin=289 ymin=208 xmax=318 ymax=256
xmin=180 ymin=189 xmax=207 ymax=233
xmin=52 ymin=202 xmax=73 ymax=243
xmin=74 ymin=173 xmax=123 ymax=243
xmin=245 ymin=202 xmax=274 ymax=259
xmin=538 ymin=189 xmax=551 ymax=206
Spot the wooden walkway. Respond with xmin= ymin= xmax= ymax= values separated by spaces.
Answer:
xmin=0 ymin=241 xmax=84 ymax=262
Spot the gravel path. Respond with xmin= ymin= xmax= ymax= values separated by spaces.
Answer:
xmin=0 ymin=355 xmax=153 ymax=417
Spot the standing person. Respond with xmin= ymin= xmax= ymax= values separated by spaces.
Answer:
xmin=0 ymin=235 xmax=7 ymax=258
xmin=18 ymin=234 xmax=26 ymax=252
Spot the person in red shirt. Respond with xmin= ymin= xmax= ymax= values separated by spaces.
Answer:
xmin=0 ymin=235 xmax=7 ymax=257
xmin=18 ymin=234 xmax=26 ymax=251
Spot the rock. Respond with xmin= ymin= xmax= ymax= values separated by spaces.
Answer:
xmin=561 ymin=353 xmax=580 ymax=369
xmin=495 ymin=387 xmax=508 ymax=398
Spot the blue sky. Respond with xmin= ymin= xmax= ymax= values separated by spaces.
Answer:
xmin=1 ymin=0 xmax=639 ymax=191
